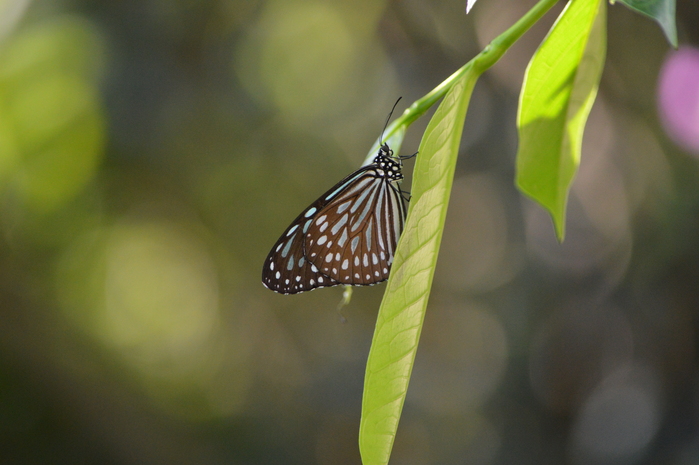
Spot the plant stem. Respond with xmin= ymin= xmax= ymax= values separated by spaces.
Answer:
xmin=381 ymin=0 xmax=560 ymax=143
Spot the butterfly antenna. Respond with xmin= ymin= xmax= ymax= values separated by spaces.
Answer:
xmin=379 ymin=97 xmax=402 ymax=146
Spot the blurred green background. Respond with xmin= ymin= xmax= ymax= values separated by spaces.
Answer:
xmin=1 ymin=0 xmax=698 ymax=464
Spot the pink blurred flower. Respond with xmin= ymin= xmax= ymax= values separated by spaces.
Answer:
xmin=658 ymin=47 xmax=699 ymax=155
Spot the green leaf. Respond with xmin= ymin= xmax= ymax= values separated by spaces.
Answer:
xmin=613 ymin=0 xmax=677 ymax=48
xmin=516 ymin=0 xmax=606 ymax=241
xmin=359 ymin=67 xmax=479 ymax=465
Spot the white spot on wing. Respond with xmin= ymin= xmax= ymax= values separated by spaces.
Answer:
xmin=351 ymin=184 xmax=373 ymax=213
xmin=351 ymin=236 xmax=360 ymax=253
xmin=337 ymin=201 xmax=352 ymax=214
xmin=281 ymin=236 xmax=294 ymax=258
xmin=365 ymin=220 xmax=372 ymax=251
xmin=331 ymin=214 xmax=349 ymax=235
xmin=338 ymin=228 xmax=348 ymax=247
xmin=317 ymin=235 xmax=327 ymax=245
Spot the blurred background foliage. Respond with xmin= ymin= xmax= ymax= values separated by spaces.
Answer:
xmin=0 ymin=0 xmax=698 ymax=464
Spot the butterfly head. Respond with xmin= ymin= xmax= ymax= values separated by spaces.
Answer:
xmin=378 ymin=143 xmax=393 ymax=158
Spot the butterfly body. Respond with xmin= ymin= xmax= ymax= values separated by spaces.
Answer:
xmin=262 ymin=143 xmax=410 ymax=294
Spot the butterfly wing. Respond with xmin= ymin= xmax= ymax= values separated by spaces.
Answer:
xmin=262 ymin=166 xmax=375 ymax=294
xmin=303 ymin=168 xmax=406 ymax=285
xmin=262 ymin=152 xmax=409 ymax=294
xmin=261 ymin=198 xmax=341 ymax=294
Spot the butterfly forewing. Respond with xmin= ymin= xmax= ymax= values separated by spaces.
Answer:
xmin=262 ymin=166 xmax=376 ymax=294
xmin=262 ymin=200 xmax=339 ymax=294
xmin=262 ymin=145 xmax=410 ymax=294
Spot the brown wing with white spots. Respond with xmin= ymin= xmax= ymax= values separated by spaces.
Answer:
xmin=261 ymin=164 xmax=379 ymax=294
xmin=262 ymin=201 xmax=339 ymax=294
xmin=262 ymin=145 xmax=410 ymax=295
xmin=303 ymin=170 xmax=406 ymax=286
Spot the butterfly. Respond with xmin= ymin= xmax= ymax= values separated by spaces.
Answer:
xmin=262 ymin=100 xmax=414 ymax=294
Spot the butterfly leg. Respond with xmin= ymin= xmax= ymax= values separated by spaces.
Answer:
xmin=394 ymin=183 xmax=411 ymax=202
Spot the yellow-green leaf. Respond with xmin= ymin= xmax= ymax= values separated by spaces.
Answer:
xmin=359 ymin=67 xmax=479 ymax=465
xmin=516 ymin=0 xmax=606 ymax=240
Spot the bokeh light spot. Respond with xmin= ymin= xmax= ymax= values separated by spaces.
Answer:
xmin=410 ymin=303 xmax=508 ymax=413
xmin=658 ymin=47 xmax=699 ymax=155
xmin=529 ymin=304 xmax=634 ymax=414
xmin=0 ymin=16 xmax=106 ymax=213
xmin=437 ymin=174 xmax=523 ymax=292
xmin=101 ymin=221 xmax=219 ymax=359
xmin=571 ymin=366 xmax=661 ymax=462
xmin=0 ymin=0 xmax=31 ymax=42
xmin=55 ymin=219 xmax=251 ymax=419
xmin=235 ymin=0 xmax=358 ymax=121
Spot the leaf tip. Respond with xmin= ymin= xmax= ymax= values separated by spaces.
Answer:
xmin=553 ymin=213 xmax=566 ymax=243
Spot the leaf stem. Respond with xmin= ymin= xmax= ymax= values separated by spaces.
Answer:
xmin=374 ymin=0 xmax=560 ymax=150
